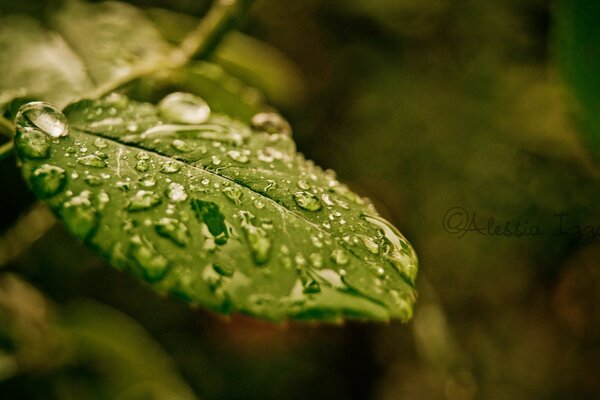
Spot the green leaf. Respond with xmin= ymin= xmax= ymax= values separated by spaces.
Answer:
xmin=555 ymin=0 xmax=600 ymax=160
xmin=14 ymin=94 xmax=418 ymax=323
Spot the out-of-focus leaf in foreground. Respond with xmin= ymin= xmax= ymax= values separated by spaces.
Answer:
xmin=0 ymin=0 xmax=172 ymax=109
xmin=14 ymin=94 xmax=418 ymax=322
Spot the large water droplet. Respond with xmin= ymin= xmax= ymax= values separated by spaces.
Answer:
xmin=17 ymin=102 xmax=69 ymax=138
xmin=250 ymin=112 xmax=292 ymax=136
xmin=127 ymin=190 xmax=162 ymax=211
xmin=155 ymin=218 xmax=189 ymax=247
xmin=61 ymin=191 xmax=99 ymax=240
xmin=292 ymin=191 xmax=322 ymax=211
xmin=191 ymin=199 xmax=228 ymax=244
xmin=77 ymin=154 xmax=108 ymax=168
xmin=158 ymin=92 xmax=211 ymax=124
xmin=239 ymin=211 xmax=271 ymax=265
xmin=129 ymin=235 xmax=169 ymax=281
xmin=31 ymin=164 xmax=66 ymax=198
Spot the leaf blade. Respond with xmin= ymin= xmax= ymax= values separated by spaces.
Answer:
xmin=15 ymin=94 xmax=418 ymax=322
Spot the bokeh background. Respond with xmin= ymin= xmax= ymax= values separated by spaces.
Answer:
xmin=1 ymin=0 xmax=599 ymax=399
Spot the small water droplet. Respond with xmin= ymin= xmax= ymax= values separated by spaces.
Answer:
xmin=222 ymin=186 xmax=243 ymax=205
xmin=84 ymin=174 xmax=104 ymax=186
xmin=171 ymin=139 xmax=190 ymax=152
xmin=155 ymin=217 xmax=189 ymax=246
xmin=77 ymin=154 xmax=108 ymax=168
xmin=211 ymin=155 xmax=222 ymax=166
xmin=31 ymin=164 xmax=66 ymax=198
xmin=93 ymin=138 xmax=108 ymax=149
xmin=297 ymin=180 xmax=311 ymax=190
xmin=309 ymin=253 xmax=323 ymax=268
xmin=139 ymin=175 xmax=157 ymax=188
xmin=292 ymin=191 xmax=322 ymax=211
xmin=135 ymin=159 xmax=150 ymax=172
xmin=226 ymin=150 xmax=250 ymax=163
xmin=250 ymin=112 xmax=292 ymax=136
xmin=61 ymin=191 xmax=99 ymax=240
xmin=213 ymin=263 xmax=234 ymax=277
xmin=17 ymin=102 xmax=69 ymax=138
xmin=253 ymin=199 xmax=265 ymax=209
xmin=330 ymin=249 xmax=349 ymax=265
xmin=239 ymin=211 xmax=271 ymax=265
xmin=160 ymin=161 xmax=181 ymax=174
xmin=166 ymin=182 xmax=187 ymax=202
xmin=158 ymin=92 xmax=211 ymax=124
xmin=129 ymin=235 xmax=169 ymax=281
xmin=127 ymin=190 xmax=162 ymax=211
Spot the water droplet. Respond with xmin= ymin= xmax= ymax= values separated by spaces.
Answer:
xmin=158 ymin=92 xmax=211 ymax=124
xmin=166 ymin=182 xmax=187 ymax=202
xmin=302 ymin=278 xmax=321 ymax=294
xmin=61 ymin=191 xmax=99 ymax=240
xmin=77 ymin=154 xmax=108 ymax=168
xmin=15 ymin=127 xmax=50 ymax=159
xmin=239 ymin=211 xmax=271 ymax=265
xmin=309 ymin=253 xmax=323 ymax=268
xmin=128 ymin=235 xmax=169 ymax=281
xmin=250 ymin=112 xmax=292 ymax=136
xmin=213 ymin=263 xmax=234 ymax=277
xmin=97 ymin=192 xmax=110 ymax=210
xmin=155 ymin=218 xmax=189 ymax=247
xmin=160 ymin=161 xmax=181 ymax=174
xmin=84 ymin=174 xmax=104 ymax=186
xmin=330 ymin=249 xmax=349 ymax=265
xmin=31 ymin=164 xmax=66 ymax=198
xmin=135 ymin=159 xmax=150 ymax=172
xmin=17 ymin=102 xmax=69 ymax=138
xmin=93 ymin=138 xmax=108 ymax=149
xmin=222 ymin=186 xmax=243 ymax=205
xmin=171 ymin=139 xmax=190 ymax=152
xmin=211 ymin=155 xmax=222 ymax=166
xmin=226 ymin=150 xmax=250 ymax=163
xmin=127 ymin=190 xmax=162 ymax=211
xmin=253 ymin=199 xmax=265 ymax=209
xmin=139 ymin=175 xmax=157 ymax=188
xmin=297 ymin=180 xmax=311 ymax=190
xmin=136 ymin=152 xmax=150 ymax=160
xmin=191 ymin=199 xmax=228 ymax=244
xmin=292 ymin=191 xmax=322 ymax=211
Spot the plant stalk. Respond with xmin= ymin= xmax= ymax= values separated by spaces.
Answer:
xmin=91 ymin=0 xmax=252 ymax=99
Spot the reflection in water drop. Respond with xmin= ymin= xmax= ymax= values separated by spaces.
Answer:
xmin=251 ymin=112 xmax=292 ymax=136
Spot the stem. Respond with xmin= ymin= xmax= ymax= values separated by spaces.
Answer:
xmin=91 ymin=0 xmax=251 ymax=99
xmin=0 ymin=116 xmax=14 ymax=138
xmin=0 ymin=142 xmax=14 ymax=161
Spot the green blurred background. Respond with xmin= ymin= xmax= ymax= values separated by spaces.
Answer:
xmin=1 ymin=0 xmax=599 ymax=399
